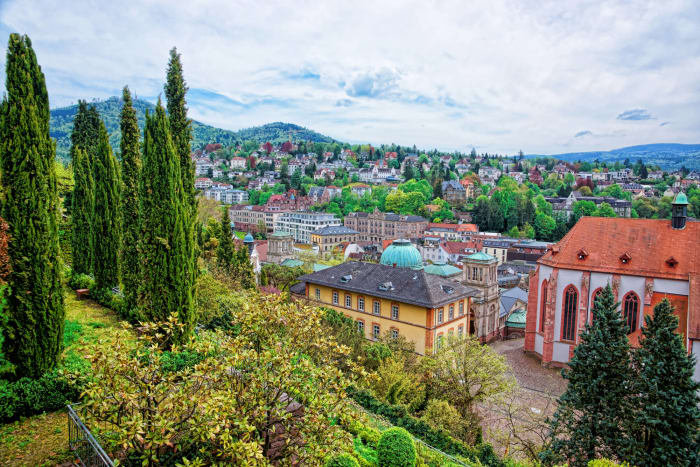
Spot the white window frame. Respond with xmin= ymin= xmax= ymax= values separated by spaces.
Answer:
xmin=373 ymin=301 xmax=381 ymax=316
xmin=437 ymin=308 xmax=444 ymax=324
xmin=358 ymin=297 xmax=365 ymax=311
xmin=373 ymin=324 xmax=380 ymax=340
xmin=315 ymin=288 xmax=320 ymax=300
xmin=345 ymin=294 xmax=352 ymax=308
xmin=391 ymin=304 xmax=399 ymax=320
xmin=332 ymin=291 xmax=338 ymax=305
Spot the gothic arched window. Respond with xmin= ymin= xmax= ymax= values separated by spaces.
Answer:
xmin=540 ymin=280 xmax=548 ymax=333
xmin=561 ymin=285 xmax=578 ymax=342
xmin=623 ymin=292 xmax=640 ymax=334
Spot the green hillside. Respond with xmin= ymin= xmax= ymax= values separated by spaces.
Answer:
xmin=50 ymin=97 xmax=335 ymax=161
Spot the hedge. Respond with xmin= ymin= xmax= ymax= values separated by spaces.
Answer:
xmin=326 ymin=453 xmax=361 ymax=467
xmin=346 ymin=386 xmax=502 ymax=467
xmin=0 ymin=370 xmax=81 ymax=422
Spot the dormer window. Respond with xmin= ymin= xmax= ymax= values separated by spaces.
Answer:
xmin=340 ymin=274 xmax=352 ymax=283
xmin=577 ymin=248 xmax=588 ymax=260
xmin=619 ymin=252 xmax=631 ymax=264
xmin=666 ymin=256 xmax=679 ymax=268
xmin=551 ymin=246 xmax=560 ymax=255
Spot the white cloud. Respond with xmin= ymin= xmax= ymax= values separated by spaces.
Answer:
xmin=1 ymin=0 xmax=699 ymax=154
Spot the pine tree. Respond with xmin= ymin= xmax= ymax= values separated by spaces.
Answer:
xmin=542 ymin=285 xmax=634 ymax=466
xmin=216 ymin=207 xmax=235 ymax=271
xmin=139 ymin=101 xmax=194 ymax=342
xmin=628 ymin=299 xmax=700 ymax=466
xmin=119 ymin=86 xmax=141 ymax=313
xmin=93 ymin=122 xmax=121 ymax=291
xmin=0 ymin=34 xmax=65 ymax=378
xmin=69 ymin=101 xmax=100 ymax=275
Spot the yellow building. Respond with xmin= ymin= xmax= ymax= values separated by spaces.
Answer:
xmin=310 ymin=226 xmax=359 ymax=254
xmin=291 ymin=261 xmax=477 ymax=354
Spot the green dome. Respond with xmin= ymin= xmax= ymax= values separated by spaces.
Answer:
xmin=380 ymin=239 xmax=423 ymax=269
xmin=424 ymin=262 xmax=461 ymax=277
xmin=466 ymin=251 xmax=497 ymax=263
xmin=243 ymin=232 xmax=255 ymax=243
xmin=673 ymin=192 xmax=689 ymax=205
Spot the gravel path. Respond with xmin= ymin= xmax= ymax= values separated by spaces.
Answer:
xmin=490 ymin=337 xmax=567 ymax=398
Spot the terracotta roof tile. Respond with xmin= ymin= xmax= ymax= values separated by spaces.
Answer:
xmin=539 ymin=217 xmax=700 ymax=280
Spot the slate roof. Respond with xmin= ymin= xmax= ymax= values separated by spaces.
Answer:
xmin=296 ymin=261 xmax=478 ymax=308
xmin=441 ymin=180 xmax=466 ymax=191
xmin=313 ymin=226 xmax=359 ymax=236
xmin=499 ymin=287 xmax=528 ymax=317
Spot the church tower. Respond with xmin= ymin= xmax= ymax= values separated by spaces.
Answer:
xmin=462 ymin=252 xmax=500 ymax=342
xmin=671 ymin=192 xmax=688 ymax=230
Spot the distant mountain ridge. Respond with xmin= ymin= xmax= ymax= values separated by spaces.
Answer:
xmin=50 ymin=96 xmax=336 ymax=161
xmin=528 ymin=143 xmax=700 ymax=171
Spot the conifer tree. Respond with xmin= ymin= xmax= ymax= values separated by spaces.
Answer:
xmin=93 ymin=122 xmax=121 ymax=291
xmin=70 ymin=101 xmax=101 ymax=275
xmin=164 ymin=47 xmax=197 ymax=324
xmin=71 ymin=146 xmax=95 ymax=276
xmin=542 ymin=285 xmax=634 ymax=466
xmin=139 ymin=101 xmax=194 ymax=342
xmin=0 ymin=34 xmax=64 ymax=378
xmin=216 ymin=207 xmax=235 ymax=271
xmin=628 ymin=298 xmax=700 ymax=466
xmin=119 ymin=87 xmax=141 ymax=313
xmin=234 ymin=244 xmax=256 ymax=290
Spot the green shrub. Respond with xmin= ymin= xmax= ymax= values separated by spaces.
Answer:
xmin=359 ymin=426 xmax=381 ymax=448
xmin=588 ymin=460 xmax=629 ymax=467
xmin=353 ymin=436 xmax=379 ymax=466
xmin=377 ymin=427 xmax=417 ymax=467
xmin=347 ymin=386 xmax=502 ymax=466
xmin=68 ymin=272 xmax=95 ymax=290
xmin=0 ymin=370 xmax=81 ymax=422
xmin=326 ymin=453 xmax=361 ymax=467
xmin=160 ymin=350 xmax=205 ymax=373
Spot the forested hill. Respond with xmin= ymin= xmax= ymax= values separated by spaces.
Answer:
xmin=50 ymin=96 xmax=335 ymax=161
xmin=529 ymin=143 xmax=700 ymax=171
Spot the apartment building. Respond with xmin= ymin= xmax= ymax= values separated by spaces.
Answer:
xmin=274 ymin=211 xmax=342 ymax=244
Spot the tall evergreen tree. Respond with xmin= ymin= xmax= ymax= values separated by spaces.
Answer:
xmin=0 ymin=34 xmax=64 ymax=378
xmin=69 ymin=101 xmax=101 ymax=275
xmin=71 ymin=146 xmax=95 ymax=276
xmin=216 ymin=208 xmax=235 ymax=271
xmin=542 ymin=285 xmax=634 ymax=466
xmin=234 ymin=244 xmax=256 ymax=290
xmin=93 ymin=122 xmax=121 ymax=291
xmin=628 ymin=299 xmax=700 ymax=466
xmin=139 ymin=101 xmax=194 ymax=343
xmin=164 ymin=47 xmax=196 ymax=326
xmin=119 ymin=86 xmax=141 ymax=313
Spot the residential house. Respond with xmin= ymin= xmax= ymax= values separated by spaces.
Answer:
xmin=441 ymin=180 xmax=467 ymax=205
xmin=311 ymin=226 xmax=360 ymax=254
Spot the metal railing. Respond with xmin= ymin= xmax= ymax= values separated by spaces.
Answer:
xmin=67 ymin=404 xmax=114 ymax=467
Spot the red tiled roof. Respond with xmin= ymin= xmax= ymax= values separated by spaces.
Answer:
xmin=254 ymin=240 xmax=268 ymax=262
xmin=539 ymin=217 xmax=700 ymax=281
xmin=441 ymin=241 xmax=479 ymax=255
xmin=427 ymin=223 xmax=479 ymax=232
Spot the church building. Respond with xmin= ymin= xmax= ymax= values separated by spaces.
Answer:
xmin=524 ymin=193 xmax=700 ymax=381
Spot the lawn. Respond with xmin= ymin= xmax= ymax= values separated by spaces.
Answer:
xmin=0 ymin=290 xmax=122 ymax=466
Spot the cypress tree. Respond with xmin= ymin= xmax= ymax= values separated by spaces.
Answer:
xmin=139 ymin=101 xmax=194 ymax=342
xmin=0 ymin=34 xmax=65 ymax=378
xmin=216 ymin=207 xmax=235 ymax=271
xmin=234 ymin=244 xmax=256 ymax=290
xmin=70 ymin=101 xmax=100 ymax=275
xmin=119 ymin=86 xmax=141 ymax=313
xmin=164 ymin=47 xmax=197 ymax=330
xmin=71 ymin=145 xmax=95 ymax=276
xmin=628 ymin=299 xmax=700 ymax=466
xmin=542 ymin=285 xmax=634 ymax=466
xmin=93 ymin=122 xmax=121 ymax=291
xmin=164 ymin=47 xmax=195 ymax=211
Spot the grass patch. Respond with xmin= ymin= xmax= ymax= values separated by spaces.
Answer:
xmin=0 ymin=289 xmax=125 ymax=466
xmin=63 ymin=320 xmax=83 ymax=347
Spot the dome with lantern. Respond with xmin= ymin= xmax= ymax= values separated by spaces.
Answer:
xmin=379 ymin=239 xmax=423 ymax=269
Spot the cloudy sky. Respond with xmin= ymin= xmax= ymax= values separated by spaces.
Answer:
xmin=1 ymin=0 xmax=699 ymax=154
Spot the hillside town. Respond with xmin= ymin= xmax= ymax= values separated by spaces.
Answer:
xmin=192 ymin=138 xmax=700 ymax=379
xmin=1 ymin=5 xmax=699 ymax=464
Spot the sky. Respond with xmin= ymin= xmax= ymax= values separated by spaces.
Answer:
xmin=1 ymin=0 xmax=699 ymax=154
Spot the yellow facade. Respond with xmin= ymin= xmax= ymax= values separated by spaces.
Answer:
xmin=305 ymin=283 xmax=471 ymax=355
